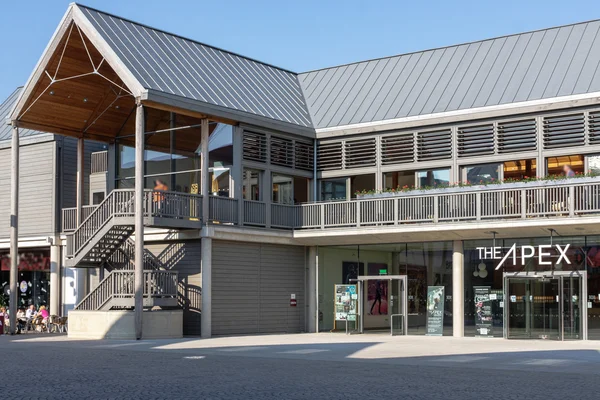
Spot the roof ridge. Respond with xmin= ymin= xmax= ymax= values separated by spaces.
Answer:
xmin=73 ymin=3 xmax=298 ymax=75
xmin=299 ymin=18 xmax=600 ymax=75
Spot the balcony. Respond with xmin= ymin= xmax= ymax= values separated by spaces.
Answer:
xmin=61 ymin=178 xmax=600 ymax=240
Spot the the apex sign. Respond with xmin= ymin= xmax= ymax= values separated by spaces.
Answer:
xmin=476 ymin=244 xmax=571 ymax=270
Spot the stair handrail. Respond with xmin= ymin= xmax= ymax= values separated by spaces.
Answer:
xmin=74 ymin=270 xmax=178 ymax=311
xmin=67 ymin=189 xmax=136 ymax=258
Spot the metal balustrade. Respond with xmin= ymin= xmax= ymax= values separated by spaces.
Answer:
xmin=62 ymin=180 xmax=600 ymax=237
xmin=209 ymin=196 xmax=238 ymax=224
xmin=91 ymin=150 xmax=108 ymax=174
xmin=74 ymin=270 xmax=178 ymax=311
xmin=243 ymin=200 xmax=266 ymax=226
xmin=62 ymin=205 xmax=97 ymax=232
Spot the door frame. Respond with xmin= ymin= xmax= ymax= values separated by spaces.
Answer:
xmin=503 ymin=270 xmax=588 ymax=340
xmin=352 ymin=275 xmax=408 ymax=335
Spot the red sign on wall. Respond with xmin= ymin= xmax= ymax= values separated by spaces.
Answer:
xmin=0 ymin=252 xmax=50 ymax=272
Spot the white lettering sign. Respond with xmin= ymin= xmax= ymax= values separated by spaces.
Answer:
xmin=475 ymin=244 xmax=571 ymax=270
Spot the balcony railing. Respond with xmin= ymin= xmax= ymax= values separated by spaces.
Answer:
xmin=91 ymin=150 xmax=108 ymax=174
xmin=61 ymin=180 xmax=600 ymax=235
xmin=62 ymin=205 xmax=98 ymax=232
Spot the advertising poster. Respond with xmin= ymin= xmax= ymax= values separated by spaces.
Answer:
xmin=366 ymin=263 xmax=388 ymax=315
xmin=334 ymin=284 xmax=358 ymax=322
xmin=426 ymin=286 xmax=445 ymax=336
xmin=342 ymin=261 xmax=364 ymax=284
xmin=474 ymin=286 xmax=493 ymax=337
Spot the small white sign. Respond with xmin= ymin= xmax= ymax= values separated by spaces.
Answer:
xmin=588 ymin=302 xmax=593 ymax=309
xmin=510 ymin=295 xmax=516 ymax=303
xmin=489 ymin=293 xmax=497 ymax=300
xmin=480 ymin=328 xmax=488 ymax=335
xmin=499 ymin=301 xmax=504 ymax=308
xmin=290 ymin=294 xmax=296 ymax=300
xmin=351 ymin=294 xmax=358 ymax=299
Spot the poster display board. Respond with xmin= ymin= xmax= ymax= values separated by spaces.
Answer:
xmin=426 ymin=286 xmax=445 ymax=336
xmin=474 ymin=286 xmax=493 ymax=337
xmin=334 ymin=284 xmax=358 ymax=323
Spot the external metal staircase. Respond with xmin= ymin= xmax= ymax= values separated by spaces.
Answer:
xmin=66 ymin=189 xmax=203 ymax=311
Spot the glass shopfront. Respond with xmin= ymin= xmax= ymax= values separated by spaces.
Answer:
xmin=0 ymin=249 xmax=51 ymax=310
xmin=318 ymin=242 xmax=453 ymax=335
xmin=464 ymin=236 xmax=600 ymax=340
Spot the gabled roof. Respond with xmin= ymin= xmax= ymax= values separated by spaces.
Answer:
xmin=299 ymin=20 xmax=600 ymax=129
xmin=0 ymin=87 xmax=49 ymax=142
xmin=77 ymin=4 xmax=313 ymax=129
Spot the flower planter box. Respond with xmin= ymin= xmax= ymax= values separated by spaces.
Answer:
xmin=356 ymin=176 xmax=600 ymax=200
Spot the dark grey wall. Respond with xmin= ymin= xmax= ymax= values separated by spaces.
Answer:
xmin=212 ymin=240 xmax=305 ymax=336
xmin=60 ymin=137 xmax=106 ymax=209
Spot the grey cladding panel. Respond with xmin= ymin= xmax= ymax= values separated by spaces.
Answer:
xmin=299 ymin=20 xmax=600 ymax=129
xmin=212 ymin=240 xmax=305 ymax=336
xmin=147 ymin=240 xmax=202 ymax=336
xmin=0 ymin=141 xmax=56 ymax=239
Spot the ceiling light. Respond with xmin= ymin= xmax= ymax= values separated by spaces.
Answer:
xmin=49 ymin=90 xmax=54 ymax=95
xmin=83 ymin=98 xmax=88 ymax=103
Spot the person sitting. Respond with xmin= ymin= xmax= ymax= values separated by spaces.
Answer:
xmin=38 ymin=305 xmax=49 ymax=323
xmin=25 ymin=304 xmax=37 ymax=332
xmin=153 ymin=179 xmax=169 ymax=214
xmin=0 ymin=307 xmax=6 ymax=334
xmin=563 ymin=164 xmax=576 ymax=177
xmin=16 ymin=308 xmax=26 ymax=333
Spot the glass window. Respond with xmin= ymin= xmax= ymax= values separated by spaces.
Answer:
xmin=273 ymin=173 xmax=293 ymax=205
xmin=350 ymin=174 xmax=375 ymax=198
xmin=321 ymin=179 xmax=346 ymax=201
xmin=293 ymin=177 xmax=309 ymax=204
xmin=587 ymin=155 xmax=600 ymax=175
xmin=417 ymin=169 xmax=450 ymax=188
xmin=384 ymin=171 xmax=414 ymax=190
xmin=243 ymin=169 xmax=261 ymax=201
xmin=463 ymin=164 xmax=500 ymax=184
xmin=546 ymin=155 xmax=584 ymax=177
xmin=503 ymin=159 xmax=536 ymax=180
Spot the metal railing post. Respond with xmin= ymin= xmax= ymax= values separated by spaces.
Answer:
xmin=433 ymin=196 xmax=439 ymax=223
xmin=356 ymin=201 xmax=361 ymax=228
xmin=475 ymin=192 xmax=482 ymax=221
xmin=521 ymin=189 xmax=527 ymax=219
xmin=320 ymin=204 xmax=325 ymax=229
xmin=569 ymin=186 xmax=575 ymax=217
xmin=393 ymin=198 xmax=399 ymax=225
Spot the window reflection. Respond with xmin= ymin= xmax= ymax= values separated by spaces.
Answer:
xmin=463 ymin=164 xmax=500 ymax=184
xmin=417 ymin=169 xmax=450 ymax=187
xmin=321 ymin=179 xmax=346 ymax=201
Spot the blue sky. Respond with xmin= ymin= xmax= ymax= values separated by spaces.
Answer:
xmin=1 ymin=0 xmax=599 ymax=100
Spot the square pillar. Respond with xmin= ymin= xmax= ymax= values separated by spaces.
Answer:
xmin=201 ymin=237 xmax=212 ymax=338
xmin=134 ymin=101 xmax=145 ymax=340
xmin=231 ymin=126 xmax=243 ymax=224
xmin=50 ymin=243 xmax=60 ymax=316
xmin=200 ymin=119 xmax=210 ymax=224
xmin=9 ymin=123 xmax=19 ymax=334
xmin=307 ymin=246 xmax=318 ymax=332
xmin=75 ymin=137 xmax=87 ymax=302
xmin=452 ymin=240 xmax=464 ymax=337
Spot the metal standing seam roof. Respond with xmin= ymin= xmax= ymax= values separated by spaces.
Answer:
xmin=299 ymin=20 xmax=600 ymax=129
xmin=0 ymin=87 xmax=48 ymax=142
xmin=77 ymin=5 xmax=313 ymax=129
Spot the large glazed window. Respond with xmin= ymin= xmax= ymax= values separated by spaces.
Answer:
xmin=462 ymin=164 xmax=500 ymax=184
xmin=416 ymin=168 xmax=450 ymax=187
xmin=320 ymin=179 xmax=346 ymax=201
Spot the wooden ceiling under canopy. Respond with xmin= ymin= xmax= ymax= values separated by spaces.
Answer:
xmin=13 ymin=21 xmax=221 ymax=152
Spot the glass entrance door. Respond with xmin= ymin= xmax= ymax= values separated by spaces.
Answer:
xmin=505 ymin=273 xmax=585 ymax=340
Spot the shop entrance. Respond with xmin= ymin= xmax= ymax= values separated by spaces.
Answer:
xmin=504 ymin=271 xmax=588 ymax=340
xmin=350 ymin=275 xmax=408 ymax=335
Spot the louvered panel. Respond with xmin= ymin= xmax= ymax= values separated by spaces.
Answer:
xmin=457 ymin=124 xmax=494 ymax=157
xmin=294 ymin=141 xmax=314 ymax=171
xmin=317 ymin=141 xmax=343 ymax=171
xmin=588 ymin=110 xmax=600 ymax=145
xmin=270 ymin=136 xmax=294 ymax=168
xmin=381 ymin=133 xmax=414 ymax=165
xmin=345 ymin=138 xmax=377 ymax=168
xmin=543 ymin=113 xmax=585 ymax=149
xmin=497 ymin=118 xmax=537 ymax=153
xmin=416 ymin=129 xmax=452 ymax=161
xmin=243 ymin=131 xmax=268 ymax=163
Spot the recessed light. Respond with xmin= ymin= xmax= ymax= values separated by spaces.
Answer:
xmin=49 ymin=91 xmax=54 ymax=95
xmin=83 ymin=98 xmax=88 ymax=102
xmin=115 ymin=105 xmax=120 ymax=109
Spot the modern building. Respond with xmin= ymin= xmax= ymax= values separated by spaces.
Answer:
xmin=3 ymin=3 xmax=600 ymax=340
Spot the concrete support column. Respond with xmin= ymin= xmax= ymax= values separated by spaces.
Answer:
xmin=134 ymin=101 xmax=145 ymax=340
xmin=50 ymin=244 xmax=60 ymax=316
xmin=452 ymin=240 xmax=464 ymax=337
xmin=200 ymin=119 xmax=210 ymax=223
xmin=75 ymin=138 xmax=87 ymax=302
xmin=9 ymin=124 xmax=19 ymax=334
xmin=231 ymin=126 xmax=243 ymax=224
xmin=201 ymin=236 xmax=212 ymax=338
xmin=307 ymin=246 xmax=318 ymax=333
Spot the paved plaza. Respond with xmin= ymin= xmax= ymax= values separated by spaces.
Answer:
xmin=2 ymin=333 xmax=599 ymax=399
